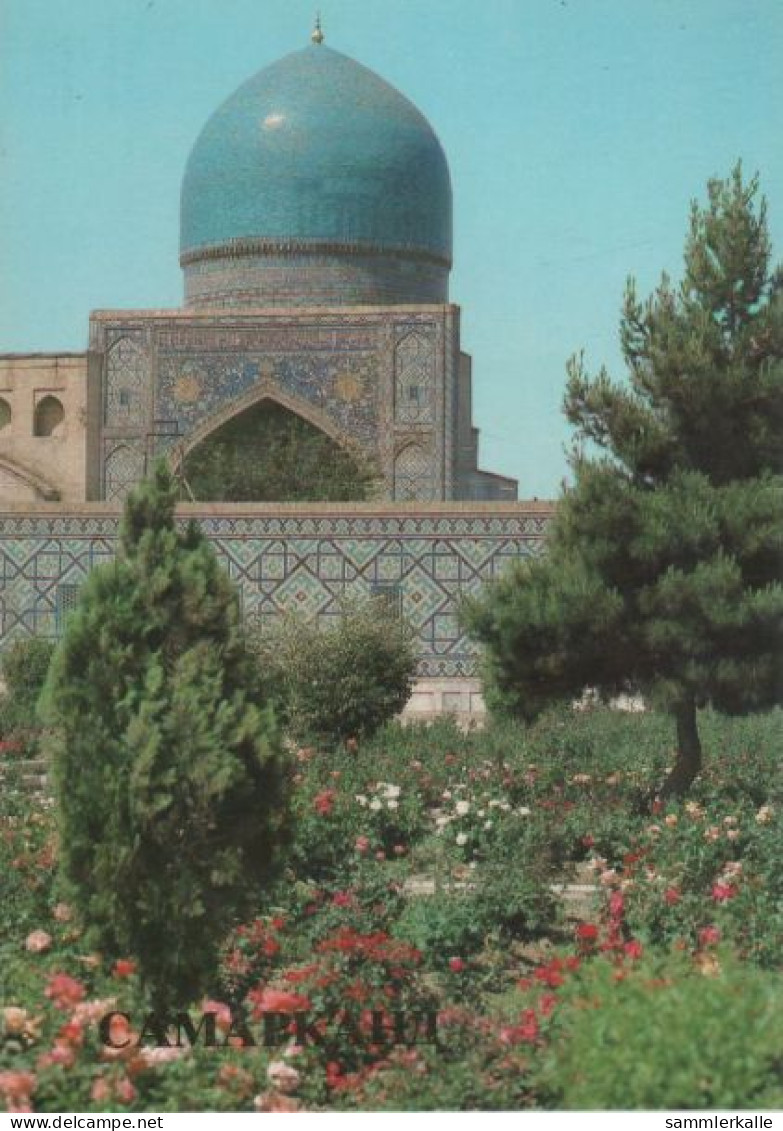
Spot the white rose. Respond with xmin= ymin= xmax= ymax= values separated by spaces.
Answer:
xmin=386 ymin=799 xmax=399 ymax=810
xmin=456 ymin=832 xmax=468 ymax=847
xmin=355 ymin=795 xmax=368 ymax=807
xmin=267 ymin=1061 xmax=301 ymax=1094
xmin=369 ymin=798 xmax=382 ymax=812
xmin=455 ymin=800 xmax=470 ymax=816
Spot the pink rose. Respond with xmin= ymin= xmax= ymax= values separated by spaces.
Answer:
xmin=711 ymin=883 xmax=736 ymax=903
xmin=44 ymin=973 xmax=86 ymax=1009
xmin=0 ymin=1070 xmax=37 ymax=1113
xmin=115 ymin=1076 xmax=136 ymax=1105
xmin=25 ymin=930 xmax=52 ymax=954
xmin=91 ymin=1078 xmax=112 ymax=1103
xmin=608 ymin=891 xmax=625 ymax=919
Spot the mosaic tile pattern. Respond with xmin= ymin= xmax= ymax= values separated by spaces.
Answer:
xmin=155 ymin=351 xmax=378 ymax=451
xmin=91 ymin=309 xmax=458 ymax=504
xmin=0 ymin=506 xmax=552 ymax=677
xmin=105 ymin=336 xmax=148 ymax=427
xmin=393 ymin=443 xmax=434 ymax=501
xmin=104 ymin=444 xmax=146 ymax=501
xmin=394 ymin=330 xmax=435 ymax=424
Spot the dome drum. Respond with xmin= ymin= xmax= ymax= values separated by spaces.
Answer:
xmin=182 ymin=241 xmax=449 ymax=308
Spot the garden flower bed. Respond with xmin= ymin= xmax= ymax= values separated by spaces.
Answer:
xmin=1 ymin=705 xmax=782 ymax=1111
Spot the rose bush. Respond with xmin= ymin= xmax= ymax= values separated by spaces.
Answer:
xmin=1 ymin=703 xmax=781 ymax=1110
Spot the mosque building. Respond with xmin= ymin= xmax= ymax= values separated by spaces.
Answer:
xmin=0 ymin=24 xmax=516 ymax=507
xmin=0 ymin=25 xmax=544 ymax=711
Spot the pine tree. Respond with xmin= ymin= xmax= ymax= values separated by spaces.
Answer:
xmin=42 ymin=462 xmax=288 ymax=1003
xmin=464 ymin=165 xmax=783 ymax=796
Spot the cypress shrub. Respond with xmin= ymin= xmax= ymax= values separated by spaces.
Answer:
xmin=42 ymin=463 xmax=288 ymax=1005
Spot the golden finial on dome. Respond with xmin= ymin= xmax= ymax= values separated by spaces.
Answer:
xmin=311 ymin=13 xmax=324 ymax=44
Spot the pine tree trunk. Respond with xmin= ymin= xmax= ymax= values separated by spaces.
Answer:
xmin=659 ymin=698 xmax=703 ymax=799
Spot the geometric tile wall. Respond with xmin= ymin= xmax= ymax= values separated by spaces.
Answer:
xmin=0 ymin=504 xmax=553 ymax=677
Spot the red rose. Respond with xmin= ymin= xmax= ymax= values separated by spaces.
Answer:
xmin=448 ymin=957 xmax=465 ymax=973
xmin=539 ymin=993 xmax=557 ymax=1016
xmin=314 ymin=790 xmax=337 ymax=817
xmin=248 ymin=987 xmax=311 ymax=1018
xmin=112 ymin=959 xmax=136 ymax=978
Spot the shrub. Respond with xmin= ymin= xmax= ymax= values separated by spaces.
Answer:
xmin=0 ymin=637 xmax=55 ymax=746
xmin=395 ymin=893 xmax=488 ymax=958
xmin=41 ymin=463 xmax=289 ymax=1006
xmin=2 ymin=638 xmax=55 ymax=708
xmin=251 ymin=598 xmax=417 ymax=746
xmin=534 ymin=950 xmax=783 ymax=1109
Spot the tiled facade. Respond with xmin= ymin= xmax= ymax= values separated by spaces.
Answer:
xmin=88 ymin=306 xmax=517 ymax=505
xmin=0 ymin=38 xmax=517 ymax=510
xmin=0 ymin=502 xmax=553 ymax=675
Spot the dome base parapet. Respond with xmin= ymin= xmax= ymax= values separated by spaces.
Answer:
xmin=180 ymin=237 xmax=451 ymax=271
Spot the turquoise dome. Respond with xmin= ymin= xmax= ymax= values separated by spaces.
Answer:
xmin=180 ymin=44 xmax=452 ymax=267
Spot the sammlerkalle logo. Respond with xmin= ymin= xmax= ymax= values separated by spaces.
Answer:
xmin=99 ymin=1008 xmax=440 ymax=1049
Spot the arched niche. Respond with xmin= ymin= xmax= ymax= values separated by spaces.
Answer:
xmin=393 ymin=443 xmax=434 ymax=501
xmin=104 ymin=443 xmax=145 ymax=502
xmin=0 ymin=397 xmax=11 ymax=430
xmin=33 ymin=395 xmax=65 ymax=437
xmin=180 ymin=397 xmax=373 ymax=503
